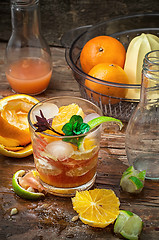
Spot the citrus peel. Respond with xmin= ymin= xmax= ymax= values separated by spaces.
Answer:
xmin=12 ymin=170 xmax=45 ymax=200
xmin=0 ymin=143 xmax=33 ymax=158
xmin=87 ymin=116 xmax=123 ymax=130
xmin=0 ymin=94 xmax=39 ymax=157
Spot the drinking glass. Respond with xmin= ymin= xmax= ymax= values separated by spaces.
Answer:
xmin=28 ymin=96 xmax=102 ymax=196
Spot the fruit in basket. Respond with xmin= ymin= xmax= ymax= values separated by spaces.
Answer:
xmin=85 ymin=63 xmax=129 ymax=104
xmin=80 ymin=36 xmax=126 ymax=74
xmin=124 ymin=33 xmax=159 ymax=99
xmin=0 ymin=94 xmax=39 ymax=158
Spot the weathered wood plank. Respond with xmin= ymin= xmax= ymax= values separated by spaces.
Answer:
xmin=0 ymin=0 xmax=159 ymax=46
xmin=0 ymin=146 xmax=159 ymax=240
xmin=0 ymin=43 xmax=159 ymax=240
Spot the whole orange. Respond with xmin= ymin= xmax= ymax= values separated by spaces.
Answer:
xmin=80 ymin=36 xmax=126 ymax=74
xmin=85 ymin=63 xmax=129 ymax=105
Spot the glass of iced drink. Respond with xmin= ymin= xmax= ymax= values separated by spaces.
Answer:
xmin=28 ymin=96 xmax=102 ymax=196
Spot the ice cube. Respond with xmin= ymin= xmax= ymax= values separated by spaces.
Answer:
xmin=84 ymin=113 xmax=100 ymax=123
xmin=35 ymin=158 xmax=62 ymax=176
xmin=46 ymin=141 xmax=74 ymax=161
xmin=66 ymin=156 xmax=97 ymax=177
xmin=32 ymin=103 xmax=59 ymax=122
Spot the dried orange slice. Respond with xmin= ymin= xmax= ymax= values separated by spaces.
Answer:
xmin=52 ymin=103 xmax=84 ymax=133
xmin=72 ymin=189 xmax=120 ymax=228
xmin=0 ymin=94 xmax=39 ymax=157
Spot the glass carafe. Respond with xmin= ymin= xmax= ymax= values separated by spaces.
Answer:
xmin=5 ymin=0 xmax=52 ymax=95
xmin=125 ymin=50 xmax=159 ymax=180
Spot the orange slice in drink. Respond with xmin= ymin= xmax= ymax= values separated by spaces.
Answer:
xmin=72 ymin=189 xmax=120 ymax=228
xmin=78 ymin=131 xmax=97 ymax=152
xmin=52 ymin=103 xmax=84 ymax=134
xmin=0 ymin=94 xmax=39 ymax=157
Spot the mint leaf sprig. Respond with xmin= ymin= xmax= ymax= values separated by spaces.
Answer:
xmin=33 ymin=111 xmax=90 ymax=146
xmin=62 ymin=115 xmax=90 ymax=136
xmin=62 ymin=115 xmax=90 ymax=147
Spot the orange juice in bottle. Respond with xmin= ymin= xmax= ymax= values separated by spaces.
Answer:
xmin=6 ymin=58 xmax=52 ymax=95
xmin=6 ymin=0 xmax=52 ymax=95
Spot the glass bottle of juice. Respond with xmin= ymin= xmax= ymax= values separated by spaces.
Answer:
xmin=5 ymin=0 xmax=52 ymax=95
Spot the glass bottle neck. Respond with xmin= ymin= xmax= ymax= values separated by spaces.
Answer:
xmin=11 ymin=0 xmax=41 ymax=36
xmin=140 ymin=50 xmax=159 ymax=106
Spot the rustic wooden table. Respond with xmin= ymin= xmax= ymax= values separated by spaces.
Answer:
xmin=0 ymin=43 xmax=159 ymax=240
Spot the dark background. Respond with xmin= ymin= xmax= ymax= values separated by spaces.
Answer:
xmin=0 ymin=0 xmax=159 ymax=46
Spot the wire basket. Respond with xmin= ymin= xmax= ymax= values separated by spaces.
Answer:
xmin=62 ymin=13 xmax=159 ymax=121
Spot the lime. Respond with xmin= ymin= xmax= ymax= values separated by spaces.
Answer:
xmin=120 ymin=166 xmax=146 ymax=193
xmin=114 ymin=210 xmax=133 ymax=233
xmin=77 ymin=116 xmax=123 ymax=150
xmin=12 ymin=170 xmax=45 ymax=200
xmin=87 ymin=116 xmax=123 ymax=130
xmin=114 ymin=210 xmax=143 ymax=240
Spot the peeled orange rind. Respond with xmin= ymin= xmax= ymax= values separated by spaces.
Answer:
xmin=0 ymin=94 xmax=39 ymax=158
xmin=0 ymin=143 xmax=33 ymax=158
xmin=12 ymin=170 xmax=45 ymax=200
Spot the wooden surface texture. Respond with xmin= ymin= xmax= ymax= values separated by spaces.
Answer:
xmin=0 ymin=42 xmax=159 ymax=240
xmin=0 ymin=0 xmax=159 ymax=46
